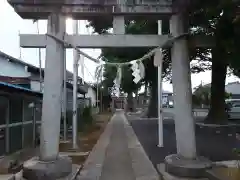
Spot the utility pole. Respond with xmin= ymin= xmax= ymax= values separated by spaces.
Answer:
xmin=96 ymin=67 xmax=102 ymax=113
xmin=80 ymin=22 xmax=85 ymax=85
xmin=63 ymin=49 xmax=67 ymax=141
xmin=96 ymin=83 xmax=99 ymax=112
xmin=157 ymin=20 xmax=163 ymax=147
xmin=36 ymin=21 xmax=43 ymax=92
xmin=100 ymin=86 xmax=103 ymax=112
xmin=72 ymin=19 xmax=79 ymax=149
xmin=18 ymin=30 xmax=22 ymax=60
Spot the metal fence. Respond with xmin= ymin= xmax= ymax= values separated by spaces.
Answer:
xmin=0 ymin=93 xmax=42 ymax=157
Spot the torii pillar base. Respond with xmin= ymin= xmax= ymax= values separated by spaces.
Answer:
xmin=22 ymin=156 xmax=72 ymax=180
xmin=163 ymin=154 xmax=212 ymax=178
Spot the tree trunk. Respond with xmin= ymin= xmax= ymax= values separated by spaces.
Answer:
xmin=144 ymin=83 xmax=148 ymax=97
xmin=135 ymin=90 xmax=138 ymax=108
xmin=127 ymin=92 xmax=134 ymax=112
xmin=146 ymin=82 xmax=158 ymax=118
xmin=205 ymin=48 xmax=228 ymax=124
xmin=143 ymin=83 xmax=148 ymax=105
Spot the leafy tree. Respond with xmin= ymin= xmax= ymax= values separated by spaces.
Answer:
xmin=92 ymin=80 xmax=112 ymax=111
xmin=193 ymin=84 xmax=211 ymax=107
xmin=89 ymin=0 xmax=239 ymax=121
xmin=193 ymin=82 xmax=233 ymax=111
xmin=189 ymin=0 xmax=240 ymax=124
xmin=96 ymin=54 xmax=142 ymax=111
xmin=91 ymin=19 xmax=173 ymax=116
xmin=89 ymin=18 xmax=210 ymax=117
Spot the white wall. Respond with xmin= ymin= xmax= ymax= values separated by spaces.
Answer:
xmin=225 ymin=82 xmax=240 ymax=95
xmin=30 ymin=80 xmax=43 ymax=92
xmin=31 ymin=79 xmax=85 ymax=111
xmin=0 ymin=56 xmax=30 ymax=77
xmin=85 ymin=87 xmax=96 ymax=107
xmin=163 ymin=108 xmax=208 ymax=119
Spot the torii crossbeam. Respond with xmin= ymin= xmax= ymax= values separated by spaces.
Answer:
xmin=20 ymin=34 xmax=214 ymax=48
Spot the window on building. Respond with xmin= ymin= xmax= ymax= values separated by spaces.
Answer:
xmin=9 ymin=126 xmax=22 ymax=153
xmin=0 ymin=128 xmax=6 ymax=156
xmin=23 ymin=99 xmax=34 ymax=122
xmin=17 ymin=83 xmax=31 ymax=89
xmin=23 ymin=124 xmax=33 ymax=148
xmin=9 ymin=96 xmax=23 ymax=123
xmin=0 ymin=96 xmax=8 ymax=125
xmin=35 ymin=102 xmax=42 ymax=122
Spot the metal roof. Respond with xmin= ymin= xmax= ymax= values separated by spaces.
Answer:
xmin=0 ymin=50 xmax=81 ymax=81
xmin=0 ymin=81 xmax=42 ymax=96
xmin=0 ymin=50 xmax=88 ymax=94
xmin=0 ymin=50 xmax=39 ymax=71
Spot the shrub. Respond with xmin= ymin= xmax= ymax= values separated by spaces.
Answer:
xmin=60 ymin=106 xmax=94 ymax=132
xmin=81 ymin=106 xmax=94 ymax=125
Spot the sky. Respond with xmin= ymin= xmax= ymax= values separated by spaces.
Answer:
xmin=0 ymin=0 xmax=239 ymax=92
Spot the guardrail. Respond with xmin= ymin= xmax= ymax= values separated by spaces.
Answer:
xmin=162 ymin=108 xmax=209 ymax=118
xmin=192 ymin=108 xmax=209 ymax=118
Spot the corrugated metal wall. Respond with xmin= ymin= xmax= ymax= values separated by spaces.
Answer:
xmin=0 ymin=93 xmax=42 ymax=156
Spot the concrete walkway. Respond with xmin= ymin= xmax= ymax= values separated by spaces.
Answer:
xmin=78 ymin=110 xmax=159 ymax=180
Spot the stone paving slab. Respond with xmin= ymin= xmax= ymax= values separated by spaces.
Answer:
xmin=99 ymin=113 xmax=135 ymax=180
xmin=78 ymin=110 xmax=159 ymax=180
xmin=122 ymin=113 xmax=159 ymax=180
xmin=77 ymin=113 xmax=114 ymax=180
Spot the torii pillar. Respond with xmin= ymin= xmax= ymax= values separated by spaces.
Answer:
xmin=163 ymin=13 xmax=212 ymax=178
xmin=22 ymin=13 xmax=72 ymax=180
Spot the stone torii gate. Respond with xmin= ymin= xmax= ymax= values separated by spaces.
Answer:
xmin=8 ymin=0 xmax=213 ymax=179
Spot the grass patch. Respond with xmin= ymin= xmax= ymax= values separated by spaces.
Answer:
xmin=210 ymin=167 xmax=240 ymax=180
xmin=59 ymin=112 xmax=112 ymax=165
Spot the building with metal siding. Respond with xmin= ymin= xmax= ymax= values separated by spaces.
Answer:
xmin=0 ymin=50 xmax=88 ymax=109
xmin=0 ymin=50 xmax=89 ymax=157
xmin=137 ymin=90 xmax=173 ymax=108
xmin=0 ymin=82 xmax=42 ymax=157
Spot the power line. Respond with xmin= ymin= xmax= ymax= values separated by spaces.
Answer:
xmin=83 ymin=62 xmax=95 ymax=80
xmin=18 ymin=30 xmax=22 ymax=59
